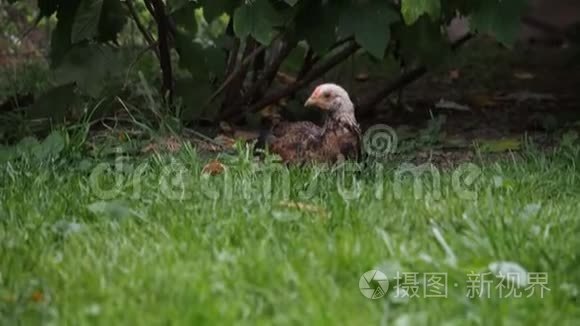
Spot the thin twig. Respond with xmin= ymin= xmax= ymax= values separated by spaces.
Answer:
xmin=329 ymin=36 xmax=355 ymax=52
xmin=252 ymin=45 xmax=266 ymax=85
xmin=297 ymin=46 xmax=317 ymax=80
xmin=203 ymin=35 xmax=282 ymax=108
xmin=288 ymin=37 xmax=355 ymax=85
xmin=146 ymin=0 xmax=174 ymax=104
xmin=143 ymin=0 xmax=156 ymax=19
xmin=295 ymin=37 xmax=353 ymax=81
xmin=223 ymin=20 xmax=240 ymax=79
xmin=125 ymin=0 xmax=159 ymax=59
xmin=223 ymin=37 xmax=257 ymax=107
xmin=224 ymin=41 xmax=360 ymax=121
xmin=123 ymin=42 xmax=159 ymax=89
xmin=242 ymin=37 xmax=298 ymax=104
xmin=19 ymin=13 xmax=42 ymax=42
xmin=356 ymin=66 xmax=427 ymax=112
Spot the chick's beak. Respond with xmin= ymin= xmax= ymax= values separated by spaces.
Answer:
xmin=304 ymin=95 xmax=318 ymax=108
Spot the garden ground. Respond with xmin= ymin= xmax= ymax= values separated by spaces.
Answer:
xmin=1 ymin=37 xmax=580 ymax=325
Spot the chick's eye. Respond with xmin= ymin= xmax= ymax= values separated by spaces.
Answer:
xmin=323 ymin=92 xmax=331 ymax=99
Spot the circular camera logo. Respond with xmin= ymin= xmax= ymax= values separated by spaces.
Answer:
xmin=362 ymin=124 xmax=398 ymax=158
xmin=359 ymin=270 xmax=389 ymax=299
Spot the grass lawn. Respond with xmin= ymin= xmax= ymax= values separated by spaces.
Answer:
xmin=1 ymin=138 xmax=580 ymax=325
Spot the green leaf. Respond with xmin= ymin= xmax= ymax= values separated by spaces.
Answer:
xmin=280 ymin=45 xmax=307 ymax=73
xmin=174 ymin=32 xmax=209 ymax=80
xmin=339 ymin=0 xmax=400 ymax=59
xmin=98 ymin=0 xmax=128 ymax=42
xmin=53 ymin=44 xmax=121 ymax=97
xmin=401 ymin=0 xmax=441 ymax=25
xmin=34 ymin=130 xmax=66 ymax=160
xmin=16 ymin=137 xmax=41 ymax=157
xmin=396 ymin=15 xmax=450 ymax=66
xmin=167 ymin=0 xmax=193 ymax=13
xmin=174 ymin=30 xmax=225 ymax=79
xmin=470 ymin=0 xmax=528 ymax=47
xmin=171 ymin=2 xmax=198 ymax=34
xmin=284 ymin=0 xmax=299 ymax=6
xmin=478 ymin=138 xmax=522 ymax=153
xmin=233 ymin=0 xmax=281 ymax=44
xmin=71 ymin=0 xmax=104 ymax=43
xmin=201 ymin=0 xmax=236 ymax=22
xmin=295 ymin=0 xmax=340 ymax=54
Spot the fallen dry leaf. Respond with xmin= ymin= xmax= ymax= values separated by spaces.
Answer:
xmin=141 ymin=142 xmax=158 ymax=153
xmin=233 ymin=130 xmax=260 ymax=141
xmin=260 ymin=105 xmax=282 ymax=120
xmin=435 ymin=98 xmax=471 ymax=111
xmin=467 ymin=94 xmax=497 ymax=108
xmin=356 ymin=72 xmax=369 ymax=81
xmin=219 ymin=120 xmax=261 ymax=142
xmin=202 ymin=160 xmax=226 ymax=176
xmin=191 ymin=139 xmax=223 ymax=152
xmin=164 ymin=137 xmax=182 ymax=152
xmin=449 ymin=69 xmax=460 ymax=80
xmin=260 ymin=109 xmax=282 ymax=126
xmin=513 ymin=71 xmax=535 ymax=80
xmin=219 ymin=121 xmax=234 ymax=134
xmin=31 ymin=291 xmax=44 ymax=303
xmin=141 ymin=136 xmax=182 ymax=154
xmin=213 ymin=135 xmax=236 ymax=149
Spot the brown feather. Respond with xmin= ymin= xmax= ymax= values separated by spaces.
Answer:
xmin=315 ymin=114 xmax=361 ymax=163
xmin=267 ymin=116 xmax=360 ymax=165
xmin=268 ymin=121 xmax=323 ymax=164
xmin=265 ymin=83 xmax=361 ymax=165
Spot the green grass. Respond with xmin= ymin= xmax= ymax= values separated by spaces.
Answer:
xmin=1 ymin=139 xmax=580 ymax=325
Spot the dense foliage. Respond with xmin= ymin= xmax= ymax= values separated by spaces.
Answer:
xmin=10 ymin=0 xmax=529 ymax=123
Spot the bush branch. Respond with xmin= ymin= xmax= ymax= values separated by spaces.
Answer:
xmin=242 ymin=36 xmax=298 ymax=104
xmin=357 ymin=33 xmax=473 ymax=114
xmin=223 ymin=41 xmax=360 ymax=121
xmin=204 ymin=35 xmax=283 ymax=109
xmin=297 ymin=47 xmax=317 ymax=81
xmin=145 ymin=0 xmax=174 ymax=104
xmin=124 ymin=0 xmax=159 ymax=59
